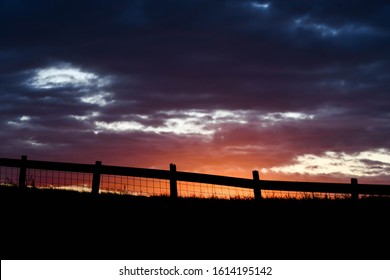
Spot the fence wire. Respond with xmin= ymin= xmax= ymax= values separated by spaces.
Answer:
xmin=24 ymin=168 xmax=92 ymax=192
xmin=177 ymin=181 xmax=254 ymax=199
xmin=261 ymin=190 xmax=351 ymax=200
xmin=100 ymin=174 xmax=170 ymax=197
xmin=0 ymin=166 xmax=19 ymax=187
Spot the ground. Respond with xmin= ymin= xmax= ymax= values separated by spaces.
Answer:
xmin=1 ymin=186 xmax=389 ymax=259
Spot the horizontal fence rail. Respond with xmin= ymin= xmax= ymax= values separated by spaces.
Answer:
xmin=1 ymin=155 xmax=390 ymax=200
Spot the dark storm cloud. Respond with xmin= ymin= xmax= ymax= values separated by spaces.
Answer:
xmin=1 ymin=0 xmax=390 ymax=181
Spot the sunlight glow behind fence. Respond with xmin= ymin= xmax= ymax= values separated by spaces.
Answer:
xmin=26 ymin=168 xmax=92 ymax=192
xmin=177 ymin=181 xmax=254 ymax=199
xmin=100 ymin=174 xmax=170 ymax=196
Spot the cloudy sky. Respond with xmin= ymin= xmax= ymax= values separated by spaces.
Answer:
xmin=1 ymin=0 xmax=390 ymax=184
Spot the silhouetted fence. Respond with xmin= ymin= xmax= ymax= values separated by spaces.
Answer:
xmin=1 ymin=155 xmax=390 ymax=200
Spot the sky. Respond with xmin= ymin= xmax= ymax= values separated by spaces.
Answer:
xmin=1 ymin=0 xmax=390 ymax=184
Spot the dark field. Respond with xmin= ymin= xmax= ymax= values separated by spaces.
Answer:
xmin=1 ymin=186 xmax=389 ymax=260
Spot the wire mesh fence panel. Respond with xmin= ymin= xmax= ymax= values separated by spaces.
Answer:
xmin=100 ymin=174 xmax=170 ymax=197
xmin=0 ymin=166 xmax=20 ymax=187
xmin=261 ymin=189 xmax=351 ymax=199
xmin=177 ymin=181 xmax=254 ymax=200
xmin=2 ymin=157 xmax=389 ymax=200
xmin=359 ymin=193 xmax=390 ymax=199
xmin=25 ymin=168 xmax=92 ymax=192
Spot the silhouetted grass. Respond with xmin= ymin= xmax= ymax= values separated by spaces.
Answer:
xmin=1 ymin=185 xmax=389 ymax=260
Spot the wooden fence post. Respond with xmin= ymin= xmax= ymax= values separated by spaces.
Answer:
xmin=253 ymin=170 xmax=262 ymax=200
xmin=18 ymin=155 xmax=27 ymax=188
xmin=92 ymin=161 xmax=102 ymax=195
xmin=170 ymin=163 xmax=178 ymax=198
xmin=351 ymin=178 xmax=358 ymax=200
